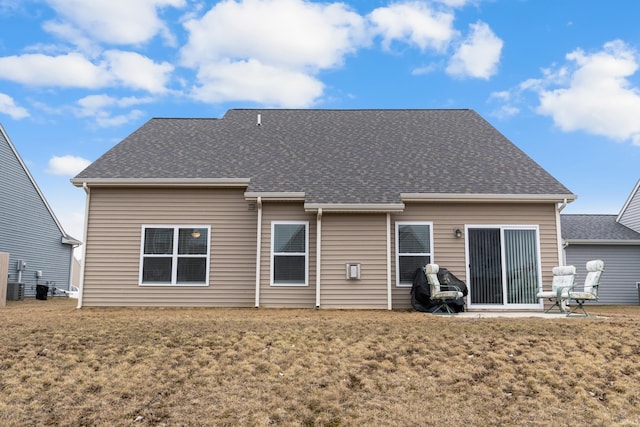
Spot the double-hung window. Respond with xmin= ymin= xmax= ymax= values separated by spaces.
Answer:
xmin=140 ymin=225 xmax=210 ymax=286
xmin=396 ymin=222 xmax=433 ymax=286
xmin=271 ymin=221 xmax=308 ymax=286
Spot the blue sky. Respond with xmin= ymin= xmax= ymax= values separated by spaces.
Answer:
xmin=1 ymin=0 xmax=640 ymax=243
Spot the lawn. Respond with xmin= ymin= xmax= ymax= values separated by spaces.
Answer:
xmin=1 ymin=299 xmax=639 ymax=426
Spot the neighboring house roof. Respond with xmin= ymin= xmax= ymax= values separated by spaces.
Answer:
xmin=72 ymin=109 xmax=575 ymax=210
xmin=1 ymin=123 xmax=81 ymax=246
xmin=561 ymin=214 xmax=640 ymax=244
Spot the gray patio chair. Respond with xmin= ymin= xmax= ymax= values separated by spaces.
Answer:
xmin=425 ymin=264 xmax=463 ymax=314
xmin=566 ymin=260 xmax=605 ymax=317
xmin=536 ymin=265 xmax=576 ymax=313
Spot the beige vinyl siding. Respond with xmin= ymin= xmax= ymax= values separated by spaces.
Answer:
xmin=391 ymin=202 xmax=560 ymax=309
xmin=82 ymin=187 xmax=257 ymax=306
xmin=259 ymin=202 xmax=316 ymax=308
xmin=319 ymin=213 xmax=388 ymax=309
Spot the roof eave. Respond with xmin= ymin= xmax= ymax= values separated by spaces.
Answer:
xmin=71 ymin=178 xmax=252 ymax=188
xmin=304 ymin=203 xmax=406 ymax=213
xmin=244 ymin=191 xmax=306 ymax=201
xmin=564 ymin=239 xmax=640 ymax=246
xmin=401 ymin=193 xmax=578 ymax=203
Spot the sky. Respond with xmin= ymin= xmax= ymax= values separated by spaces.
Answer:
xmin=1 ymin=0 xmax=640 ymax=245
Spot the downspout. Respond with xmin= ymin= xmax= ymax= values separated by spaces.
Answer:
xmin=77 ymin=182 xmax=90 ymax=308
xmin=315 ymin=208 xmax=322 ymax=308
xmin=555 ymin=198 xmax=568 ymax=266
xmin=386 ymin=212 xmax=392 ymax=310
xmin=254 ymin=197 xmax=263 ymax=308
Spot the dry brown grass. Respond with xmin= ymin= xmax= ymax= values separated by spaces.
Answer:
xmin=1 ymin=299 xmax=640 ymax=426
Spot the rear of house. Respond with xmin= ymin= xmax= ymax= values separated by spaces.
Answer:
xmin=72 ymin=109 xmax=576 ymax=310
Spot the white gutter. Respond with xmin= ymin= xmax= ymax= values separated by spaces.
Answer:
xmin=564 ymin=239 xmax=640 ymax=246
xmin=71 ymin=178 xmax=251 ymax=187
xmin=386 ymin=212 xmax=392 ymax=310
xmin=315 ymin=208 xmax=322 ymax=308
xmin=401 ymin=193 xmax=578 ymax=203
xmin=555 ymin=199 xmax=566 ymax=266
xmin=245 ymin=191 xmax=306 ymax=201
xmin=77 ymin=182 xmax=90 ymax=309
xmin=305 ymin=203 xmax=405 ymax=213
xmin=254 ymin=197 xmax=263 ymax=308
xmin=557 ymin=198 xmax=569 ymax=213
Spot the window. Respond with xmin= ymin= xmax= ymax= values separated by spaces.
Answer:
xmin=396 ymin=222 xmax=433 ymax=287
xmin=140 ymin=226 xmax=210 ymax=286
xmin=271 ymin=221 xmax=308 ymax=286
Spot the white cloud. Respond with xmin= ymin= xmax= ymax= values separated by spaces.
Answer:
xmin=0 ymin=93 xmax=29 ymax=119
xmin=0 ymin=53 xmax=110 ymax=88
xmin=537 ymin=40 xmax=640 ymax=143
xmin=0 ymin=51 xmax=172 ymax=93
xmin=446 ymin=21 xmax=503 ymax=79
xmin=44 ymin=0 xmax=185 ymax=46
xmin=46 ymin=155 xmax=91 ymax=176
xmin=181 ymin=0 xmax=366 ymax=70
xmin=191 ymin=59 xmax=324 ymax=107
xmin=76 ymin=94 xmax=151 ymax=127
xmin=368 ymin=2 xmax=456 ymax=52
xmin=181 ymin=0 xmax=367 ymax=107
xmin=103 ymin=50 xmax=173 ymax=93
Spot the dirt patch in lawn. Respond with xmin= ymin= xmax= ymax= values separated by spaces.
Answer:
xmin=1 ymin=299 xmax=639 ymax=426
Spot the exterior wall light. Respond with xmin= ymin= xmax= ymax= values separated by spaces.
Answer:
xmin=454 ymin=228 xmax=462 ymax=238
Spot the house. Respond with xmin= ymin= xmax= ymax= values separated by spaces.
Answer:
xmin=71 ymin=109 xmax=576 ymax=309
xmin=0 ymin=123 xmax=81 ymax=299
xmin=562 ymin=179 xmax=640 ymax=304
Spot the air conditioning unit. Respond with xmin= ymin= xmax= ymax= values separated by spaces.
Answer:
xmin=346 ymin=263 xmax=361 ymax=280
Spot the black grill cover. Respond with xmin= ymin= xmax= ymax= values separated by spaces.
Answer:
xmin=410 ymin=267 xmax=467 ymax=313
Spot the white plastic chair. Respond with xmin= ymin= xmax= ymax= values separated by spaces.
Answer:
xmin=566 ymin=260 xmax=604 ymax=317
xmin=536 ymin=265 xmax=576 ymax=313
xmin=425 ymin=264 xmax=463 ymax=314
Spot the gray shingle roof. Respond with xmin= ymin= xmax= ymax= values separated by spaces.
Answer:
xmin=561 ymin=214 xmax=640 ymax=241
xmin=74 ymin=109 xmax=574 ymax=205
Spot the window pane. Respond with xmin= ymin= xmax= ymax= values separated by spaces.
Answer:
xmin=177 ymin=258 xmax=207 ymax=283
xmin=144 ymin=228 xmax=173 ymax=254
xmin=399 ymin=225 xmax=430 ymax=253
xmin=274 ymin=224 xmax=306 ymax=253
xmin=274 ymin=255 xmax=305 ymax=284
xmin=178 ymin=228 xmax=208 ymax=255
xmin=142 ymin=257 xmax=172 ymax=283
xmin=505 ymin=229 xmax=538 ymax=304
xmin=399 ymin=255 xmax=430 ymax=285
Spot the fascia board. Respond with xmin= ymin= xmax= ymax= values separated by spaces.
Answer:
xmin=616 ymin=178 xmax=640 ymax=223
xmin=304 ymin=203 xmax=405 ymax=213
xmin=1 ymin=123 xmax=74 ymax=241
xmin=401 ymin=193 xmax=578 ymax=203
xmin=564 ymin=239 xmax=640 ymax=246
xmin=71 ymin=178 xmax=251 ymax=187
xmin=244 ymin=191 xmax=306 ymax=201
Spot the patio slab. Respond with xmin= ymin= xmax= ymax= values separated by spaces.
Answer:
xmin=451 ymin=311 xmax=600 ymax=319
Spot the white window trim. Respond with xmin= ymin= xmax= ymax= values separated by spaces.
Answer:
xmin=270 ymin=221 xmax=309 ymax=287
xmin=139 ymin=225 xmax=211 ymax=287
xmin=395 ymin=221 xmax=434 ymax=287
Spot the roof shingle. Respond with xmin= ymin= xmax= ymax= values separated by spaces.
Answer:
xmin=561 ymin=214 xmax=640 ymax=241
xmin=74 ymin=109 xmax=574 ymax=204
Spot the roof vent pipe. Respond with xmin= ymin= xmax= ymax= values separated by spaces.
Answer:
xmin=256 ymin=113 xmax=261 ymax=126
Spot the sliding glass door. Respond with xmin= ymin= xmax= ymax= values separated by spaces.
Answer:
xmin=467 ymin=226 xmax=542 ymax=309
